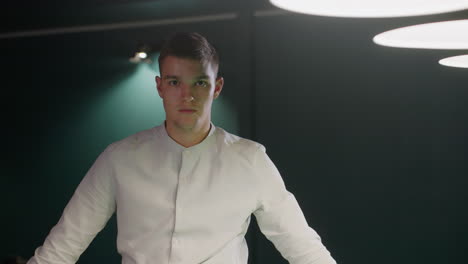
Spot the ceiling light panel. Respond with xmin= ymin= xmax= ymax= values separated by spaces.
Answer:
xmin=439 ymin=54 xmax=468 ymax=68
xmin=270 ymin=0 xmax=468 ymax=18
xmin=373 ymin=19 xmax=468 ymax=49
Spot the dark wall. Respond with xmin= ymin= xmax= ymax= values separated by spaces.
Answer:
xmin=2 ymin=9 xmax=468 ymax=264
xmin=253 ymin=13 xmax=468 ymax=264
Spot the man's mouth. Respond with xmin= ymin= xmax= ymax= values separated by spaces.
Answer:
xmin=179 ymin=109 xmax=196 ymax=113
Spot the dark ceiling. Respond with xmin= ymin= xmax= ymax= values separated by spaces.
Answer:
xmin=2 ymin=0 xmax=468 ymax=41
xmin=0 ymin=0 xmax=276 ymax=34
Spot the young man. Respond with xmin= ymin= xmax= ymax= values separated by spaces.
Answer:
xmin=28 ymin=32 xmax=336 ymax=264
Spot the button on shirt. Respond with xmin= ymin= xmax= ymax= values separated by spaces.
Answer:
xmin=28 ymin=124 xmax=336 ymax=264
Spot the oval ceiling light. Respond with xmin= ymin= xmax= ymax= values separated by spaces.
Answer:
xmin=439 ymin=54 xmax=468 ymax=68
xmin=373 ymin=19 xmax=468 ymax=49
xmin=270 ymin=0 xmax=468 ymax=18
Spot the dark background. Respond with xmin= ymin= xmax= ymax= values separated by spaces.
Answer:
xmin=1 ymin=0 xmax=467 ymax=263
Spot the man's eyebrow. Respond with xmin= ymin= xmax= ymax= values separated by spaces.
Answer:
xmin=162 ymin=75 xmax=209 ymax=80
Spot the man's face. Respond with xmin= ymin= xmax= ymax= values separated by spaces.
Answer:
xmin=156 ymin=55 xmax=223 ymax=131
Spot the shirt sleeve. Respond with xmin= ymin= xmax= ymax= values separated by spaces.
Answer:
xmin=27 ymin=145 xmax=117 ymax=264
xmin=253 ymin=145 xmax=336 ymax=264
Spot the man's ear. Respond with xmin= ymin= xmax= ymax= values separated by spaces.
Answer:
xmin=156 ymin=76 xmax=163 ymax=98
xmin=214 ymin=77 xmax=224 ymax=99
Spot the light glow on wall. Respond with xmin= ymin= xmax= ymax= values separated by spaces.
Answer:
xmin=373 ymin=19 xmax=468 ymax=49
xmin=439 ymin=54 xmax=468 ymax=68
xmin=270 ymin=0 xmax=468 ymax=18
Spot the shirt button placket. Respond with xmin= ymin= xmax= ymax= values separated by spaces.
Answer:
xmin=180 ymin=149 xmax=191 ymax=184
xmin=171 ymin=149 xmax=191 ymax=263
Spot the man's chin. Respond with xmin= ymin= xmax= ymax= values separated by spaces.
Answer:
xmin=174 ymin=120 xmax=198 ymax=131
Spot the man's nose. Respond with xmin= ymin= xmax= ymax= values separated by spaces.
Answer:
xmin=180 ymin=84 xmax=194 ymax=102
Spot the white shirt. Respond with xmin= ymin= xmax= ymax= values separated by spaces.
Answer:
xmin=28 ymin=124 xmax=336 ymax=264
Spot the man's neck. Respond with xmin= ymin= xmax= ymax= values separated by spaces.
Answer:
xmin=165 ymin=121 xmax=211 ymax=148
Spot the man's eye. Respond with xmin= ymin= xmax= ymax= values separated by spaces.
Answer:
xmin=168 ymin=80 xmax=178 ymax=86
xmin=195 ymin=80 xmax=208 ymax=87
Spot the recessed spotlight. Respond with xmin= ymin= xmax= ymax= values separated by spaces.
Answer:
xmin=129 ymin=43 xmax=152 ymax=64
xmin=138 ymin=52 xmax=148 ymax=59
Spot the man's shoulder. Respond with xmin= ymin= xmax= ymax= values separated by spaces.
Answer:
xmin=105 ymin=126 xmax=159 ymax=153
xmin=214 ymin=126 xmax=265 ymax=153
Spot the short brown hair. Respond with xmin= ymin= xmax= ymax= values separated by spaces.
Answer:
xmin=158 ymin=32 xmax=220 ymax=75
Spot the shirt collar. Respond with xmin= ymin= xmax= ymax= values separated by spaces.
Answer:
xmin=155 ymin=122 xmax=217 ymax=154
